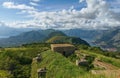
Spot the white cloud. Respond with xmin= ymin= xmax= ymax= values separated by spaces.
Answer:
xmin=3 ymin=2 xmax=36 ymax=10
xmin=79 ymin=0 xmax=84 ymax=3
xmin=2 ymin=2 xmax=38 ymax=18
xmin=2 ymin=0 xmax=120 ymax=30
xmin=79 ymin=0 xmax=109 ymax=19
xmin=30 ymin=0 xmax=41 ymax=6
xmin=30 ymin=2 xmax=38 ymax=6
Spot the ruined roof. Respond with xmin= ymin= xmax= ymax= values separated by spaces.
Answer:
xmin=51 ymin=44 xmax=74 ymax=48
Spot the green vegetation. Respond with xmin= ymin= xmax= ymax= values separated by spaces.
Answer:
xmin=0 ymin=43 xmax=50 ymax=78
xmin=0 ymin=29 xmax=90 ymax=47
xmin=0 ymin=70 xmax=13 ymax=78
xmin=32 ymin=51 xmax=85 ymax=78
xmin=68 ymin=53 xmax=79 ymax=62
xmin=0 ymin=43 xmax=119 ymax=78
xmin=45 ymin=31 xmax=66 ymax=40
xmin=0 ymin=28 xmax=120 ymax=78
xmin=31 ymin=59 xmax=38 ymax=78
xmin=77 ymin=45 xmax=120 ymax=59
xmin=77 ymin=45 xmax=120 ymax=68
xmin=46 ymin=36 xmax=89 ymax=45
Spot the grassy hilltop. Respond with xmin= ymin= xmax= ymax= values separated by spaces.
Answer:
xmin=0 ymin=43 xmax=119 ymax=78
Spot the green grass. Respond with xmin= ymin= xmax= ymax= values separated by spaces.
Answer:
xmin=33 ymin=50 xmax=86 ymax=78
xmin=0 ymin=43 xmax=119 ymax=78
xmin=79 ymin=49 xmax=120 ymax=68
xmin=32 ymin=50 xmax=120 ymax=78
xmin=31 ymin=59 xmax=38 ymax=78
xmin=0 ymin=70 xmax=13 ymax=78
xmin=31 ymin=50 xmax=116 ymax=78
xmin=0 ymin=44 xmax=50 ymax=78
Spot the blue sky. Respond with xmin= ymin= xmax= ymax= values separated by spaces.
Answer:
xmin=0 ymin=0 xmax=86 ymax=22
xmin=0 ymin=0 xmax=120 ymax=29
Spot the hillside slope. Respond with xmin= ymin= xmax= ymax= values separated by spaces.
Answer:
xmin=62 ymin=29 xmax=105 ymax=43
xmin=95 ymin=28 xmax=120 ymax=51
xmin=46 ymin=36 xmax=89 ymax=45
xmin=0 ymin=43 xmax=119 ymax=78
xmin=31 ymin=49 xmax=120 ymax=78
xmin=0 ymin=29 xmax=56 ymax=47
xmin=0 ymin=31 xmax=46 ymax=47
xmin=31 ymin=51 xmax=85 ymax=78
xmin=0 ymin=30 xmax=89 ymax=47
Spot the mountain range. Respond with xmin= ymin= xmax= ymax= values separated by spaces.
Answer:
xmin=0 ymin=29 xmax=89 ymax=47
xmin=0 ymin=25 xmax=120 ymax=51
xmin=0 ymin=25 xmax=42 ymax=38
xmin=95 ymin=27 xmax=120 ymax=51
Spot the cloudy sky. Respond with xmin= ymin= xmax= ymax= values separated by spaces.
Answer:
xmin=0 ymin=0 xmax=120 ymax=29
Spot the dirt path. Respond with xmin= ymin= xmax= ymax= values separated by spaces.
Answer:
xmin=91 ymin=69 xmax=120 ymax=78
xmin=92 ymin=59 xmax=120 ymax=78
xmin=75 ymin=51 xmax=120 ymax=77
xmin=93 ymin=58 xmax=119 ymax=70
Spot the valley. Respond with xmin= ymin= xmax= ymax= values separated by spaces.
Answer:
xmin=0 ymin=27 xmax=119 ymax=51
xmin=0 ymin=23 xmax=119 ymax=78
xmin=0 ymin=0 xmax=120 ymax=78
